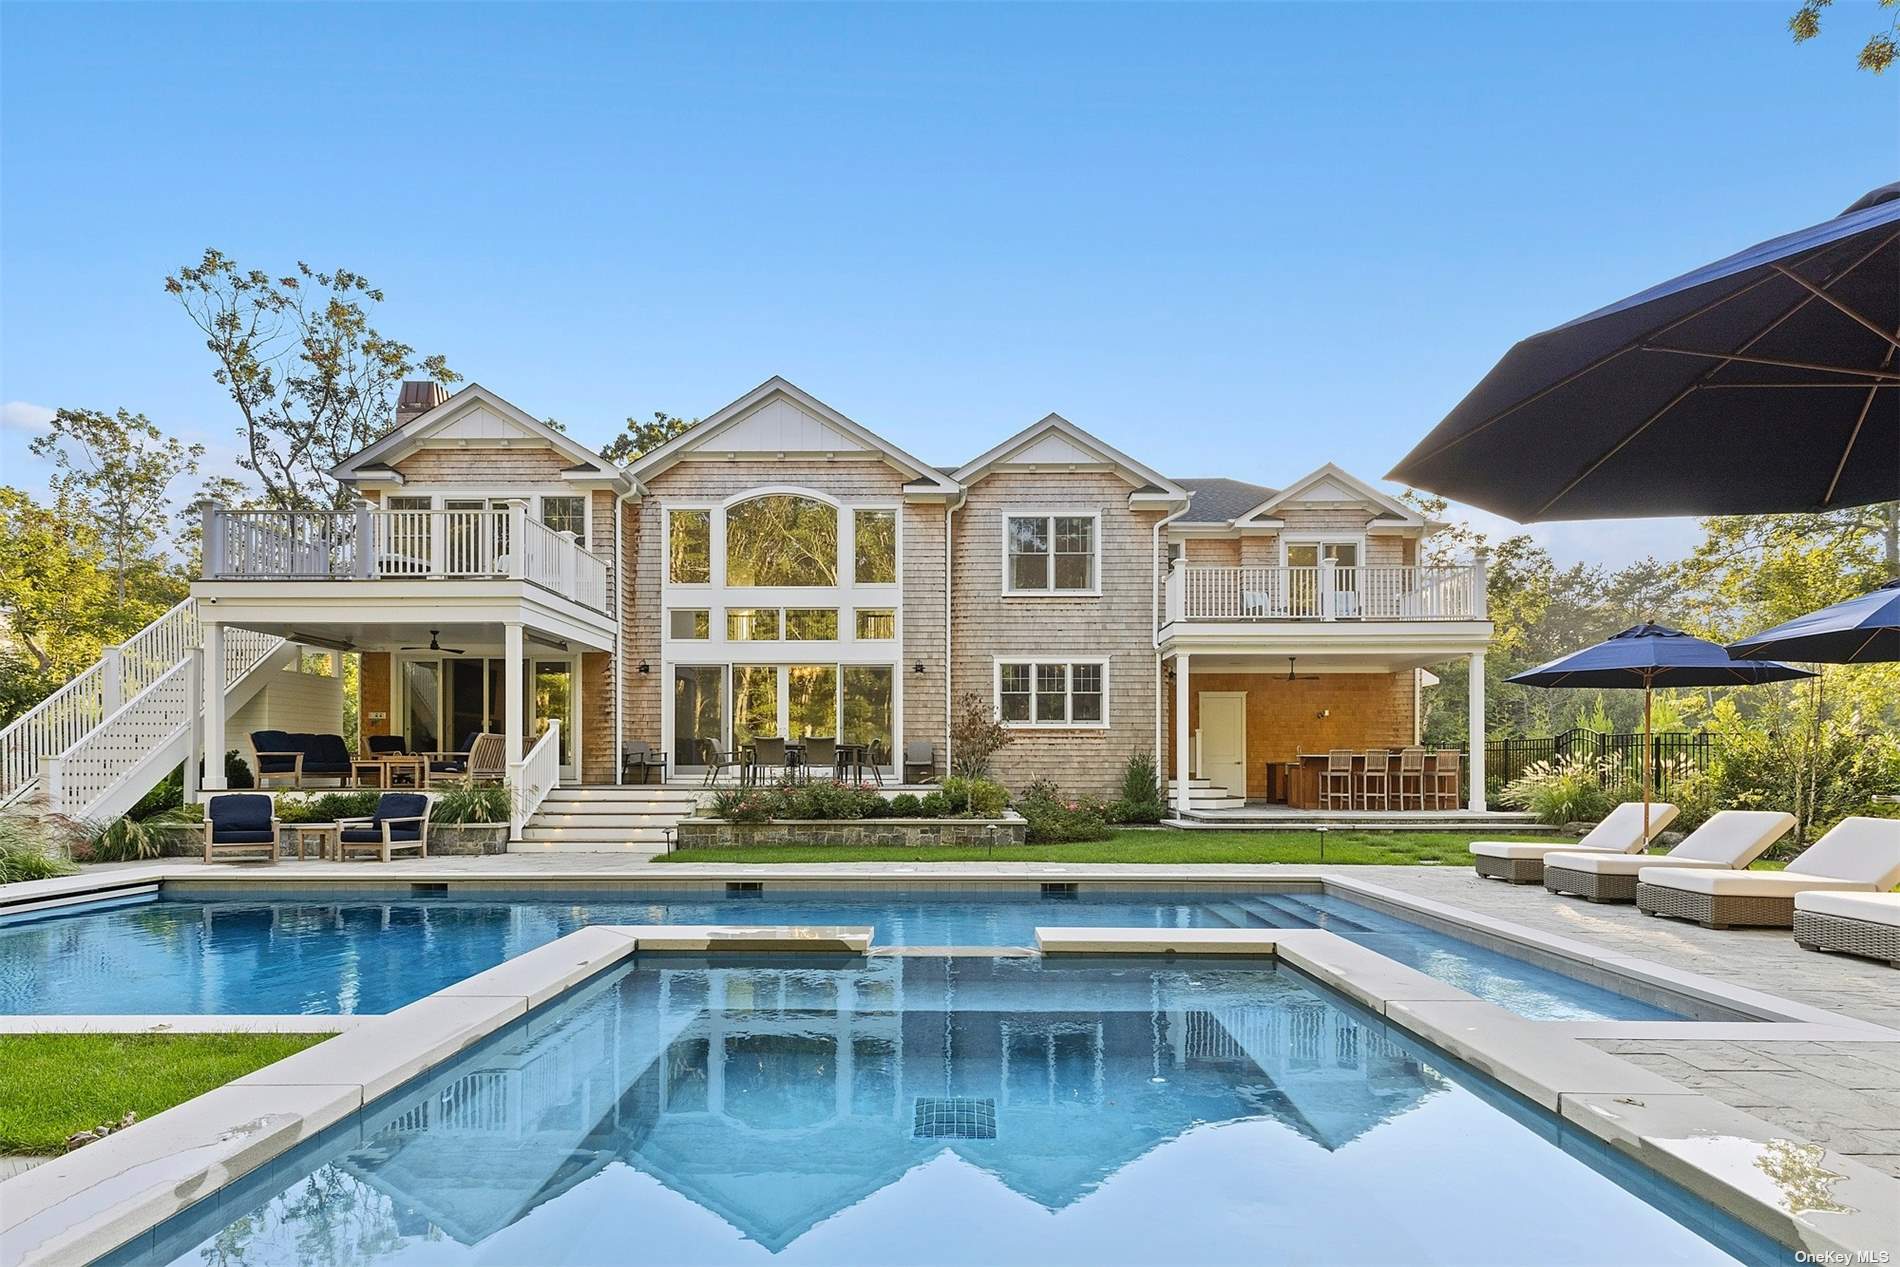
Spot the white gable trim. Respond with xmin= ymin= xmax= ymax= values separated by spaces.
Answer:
xmin=953 ymin=413 xmax=1187 ymax=502
xmin=1233 ymin=463 xmax=1422 ymax=527
xmin=628 ymin=377 xmax=960 ymax=495
xmin=332 ymin=383 xmax=629 ymax=490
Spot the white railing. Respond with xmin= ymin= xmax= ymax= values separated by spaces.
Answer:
xmin=202 ymin=503 xmax=608 ymax=611
xmin=510 ymin=719 xmax=561 ymax=839
xmin=1 ymin=599 xmax=285 ymax=807
xmin=1165 ymin=563 xmax=1486 ymax=624
xmin=42 ymin=657 xmax=195 ymax=819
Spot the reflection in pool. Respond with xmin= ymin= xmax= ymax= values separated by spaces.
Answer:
xmin=107 ymin=956 xmax=1785 ymax=1267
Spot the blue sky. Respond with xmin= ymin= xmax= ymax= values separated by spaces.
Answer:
xmin=2 ymin=2 xmax=1891 ymax=566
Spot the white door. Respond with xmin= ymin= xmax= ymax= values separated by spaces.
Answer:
xmin=1199 ymin=692 xmax=1247 ymax=799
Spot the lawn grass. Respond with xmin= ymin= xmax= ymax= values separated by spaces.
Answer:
xmin=0 ymin=1032 xmax=331 ymax=1155
xmin=657 ymin=827 xmax=1561 ymax=866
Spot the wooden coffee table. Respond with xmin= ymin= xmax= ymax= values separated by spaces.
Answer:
xmin=280 ymin=822 xmax=340 ymax=862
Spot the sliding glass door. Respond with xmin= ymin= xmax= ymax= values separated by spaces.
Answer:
xmin=683 ymin=663 xmax=895 ymax=766
xmin=673 ymin=666 xmax=726 ymax=766
xmin=399 ymin=653 xmax=577 ymax=777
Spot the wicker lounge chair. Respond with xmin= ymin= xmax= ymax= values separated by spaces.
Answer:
xmin=1793 ymin=891 xmax=1900 ymax=969
xmin=1637 ymin=816 xmax=1900 ymax=929
xmin=1543 ymin=810 xmax=1794 ymax=903
xmin=1470 ymin=801 xmax=1678 ymax=885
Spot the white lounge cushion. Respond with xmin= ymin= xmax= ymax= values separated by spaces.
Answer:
xmin=1635 ymin=868 xmax=1876 ymax=898
xmin=1470 ymin=801 xmax=1677 ymax=860
xmin=1782 ymin=816 xmax=1900 ymax=887
xmin=1543 ymin=852 xmax=1731 ymax=877
xmin=1794 ymin=891 xmax=1900 ymax=923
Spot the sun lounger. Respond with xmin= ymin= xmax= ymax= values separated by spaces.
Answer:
xmin=1793 ymin=890 xmax=1900 ymax=968
xmin=1542 ymin=810 xmax=1794 ymax=903
xmin=1637 ymin=816 xmax=1900 ymax=929
xmin=1469 ymin=801 xmax=1678 ymax=884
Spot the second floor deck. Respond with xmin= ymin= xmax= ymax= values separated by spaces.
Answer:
xmin=1164 ymin=562 xmax=1487 ymax=627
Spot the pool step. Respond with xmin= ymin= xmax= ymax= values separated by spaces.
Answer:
xmin=1202 ymin=902 xmax=1274 ymax=930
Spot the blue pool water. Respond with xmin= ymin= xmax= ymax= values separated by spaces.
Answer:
xmin=0 ymin=887 xmax=1683 ymax=1020
xmin=104 ymin=956 xmax=1786 ymax=1267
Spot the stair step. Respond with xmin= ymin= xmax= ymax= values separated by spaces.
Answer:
xmin=508 ymin=839 xmax=670 ymax=853
xmin=1203 ymin=902 xmax=1269 ymax=930
xmin=519 ymin=826 xmax=676 ymax=843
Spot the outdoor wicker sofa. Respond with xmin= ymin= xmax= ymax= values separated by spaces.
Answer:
xmin=1542 ymin=810 xmax=1794 ymax=903
xmin=1636 ymin=816 xmax=1900 ymax=929
xmin=1470 ymin=801 xmax=1678 ymax=885
xmin=1793 ymin=891 xmax=1900 ymax=969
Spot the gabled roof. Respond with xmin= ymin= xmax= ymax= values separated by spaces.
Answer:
xmin=953 ymin=413 xmax=1188 ymax=504
xmin=1232 ymin=462 xmax=1425 ymax=528
xmin=627 ymin=377 xmax=960 ymax=497
xmin=332 ymin=383 xmax=627 ymax=488
xmin=1175 ymin=477 xmax=1279 ymax=525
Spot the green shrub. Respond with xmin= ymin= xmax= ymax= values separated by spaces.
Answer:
xmin=277 ymin=791 xmax=380 ymax=824
xmin=709 ymin=787 xmax=773 ymax=823
xmin=88 ymin=816 xmax=165 ymax=863
xmin=1109 ymin=753 xmax=1166 ymax=824
xmin=430 ymin=779 xmax=511 ymax=825
xmin=949 ymin=692 xmax=1013 ymax=778
xmin=917 ymin=792 xmax=948 ymax=817
xmin=888 ymin=793 xmax=922 ymax=817
xmin=964 ymin=778 xmax=1008 ymax=817
xmin=1499 ymin=756 xmax=1613 ymax=826
xmin=1016 ymin=779 xmax=1113 ymax=844
xmin=0 ymin=813 xmax=82 ymax=881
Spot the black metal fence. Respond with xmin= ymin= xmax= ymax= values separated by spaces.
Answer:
xmin=1485 ymin=728 xmax=1713 ymax=794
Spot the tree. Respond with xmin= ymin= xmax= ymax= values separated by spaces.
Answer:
xmin=601 ymin=411 xmax=695 ymax=465
xmin=28 ymin=407 xmax=202 ymax=602
xmin=1789 ymin=0 xmax=1899 ymax=71
xmin=165 ymin=250 xmax=460 ymax=510
xmin=0 ymin=489 xmax=114 ymax=719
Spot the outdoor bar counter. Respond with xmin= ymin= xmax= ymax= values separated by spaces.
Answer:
xmin=1276 ymin=751 xmax=1458 ymax=810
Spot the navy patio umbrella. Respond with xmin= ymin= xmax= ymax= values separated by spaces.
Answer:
xmin=1727 ymin=578 xmax=1900 ymax=665
xmin=1389 ymin=184 xmax=1900 ymax=521
xmin=1507 ymin=624 xmax=1814 ymax=836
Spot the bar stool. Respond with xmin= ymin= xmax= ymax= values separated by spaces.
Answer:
xmin=1322 ymin=749 xmax=1355 ymax=811
xmin=1359 ymin=750 xmax=1390 ymax=811
xmin=1432 ymin=749 xmax=1462 ymax=809
xmin=1396 ymin=747 xmax=1427 ymax=811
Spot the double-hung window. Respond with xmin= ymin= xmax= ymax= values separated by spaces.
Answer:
xmin=539 ymin=495 xmax=586 ymax=546
xmin=996 ymin=658 xmax=1107 ymax=727
xmin=1004 ymin=514 xmax=1097 ymax=594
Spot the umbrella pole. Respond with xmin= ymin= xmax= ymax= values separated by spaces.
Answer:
xmin=1642 ymin=683 xmax=1653 ymax=843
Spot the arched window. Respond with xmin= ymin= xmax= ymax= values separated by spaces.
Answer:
xmin=725 ymin=494 xmax=838 ymax=586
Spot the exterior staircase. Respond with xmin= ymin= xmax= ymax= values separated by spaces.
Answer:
xmin=1165 ymin=777 xmax=1247 ymax=812
xmin=0 ymin=598 xmax=291 ymax=825
xmin=512 ymin=785 xmax=702 ymax=852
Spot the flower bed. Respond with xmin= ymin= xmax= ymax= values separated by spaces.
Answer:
xmin=683 ymin=776 xmax=1025 ymax=848
xmin=676 ymin=813 xmax=1026 ymax=850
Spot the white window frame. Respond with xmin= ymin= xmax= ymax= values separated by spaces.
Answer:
xmin=1279 ymin=535 xmax=1366 ymax=568
xmin=992 ymin=656 xmax=1110 ymax=729
xmin=377 ymin=487 xmax=594 ymax=548
xmin=1001 ymin=511 xmax=1101 ymax=597
xmin=662 ymin=502 xmax=717 ymax=589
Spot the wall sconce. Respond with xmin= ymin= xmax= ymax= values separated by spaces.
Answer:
xmin=913 ymin=662 xmax=926 ymax=675
xmin=637 ymin=661 xmax=650 ymax=674
xmin=1316 ymin=708 xmax=1331 ymax=719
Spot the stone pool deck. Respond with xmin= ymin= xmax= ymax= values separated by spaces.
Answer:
xmin=10 ymin=854 xmax=1900 ymax=1184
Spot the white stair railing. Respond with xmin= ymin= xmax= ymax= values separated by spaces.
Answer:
xmin=42 ymin=657 xmax=197 ymax=818
xmin=510 ymin=719 xmax=561 ymax=840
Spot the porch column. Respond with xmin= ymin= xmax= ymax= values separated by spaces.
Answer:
xmin=504 ymin=621 xmax=525 ymax=771
xmin=1467 ymin=650 xmax=1487 ymax=812
xmin=1173 ymin=652 xmax=1191 ymax=815
xmin=203 ymin=621 xmax=227 ymax=790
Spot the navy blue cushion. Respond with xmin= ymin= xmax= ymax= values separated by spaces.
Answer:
xmin=251 ymin=731 xmax=297 ymax=772
xmin=375 ymin=793 xmax=428 ymax=824
xmin=300 ymin=734 xmax=352 ymax=773
xmin=429 ymin=759 xmax=466 ymax=774
xmin=339 ymin=827 xmax=382 ymax=843
xmin=210 ymin=829 xmax=276 ymax=845
xmin=367 ymin=735 xmax=407 ymax=756
xmin=458 ymin=732 xmax=481 ymax=754
xmin=208 ymin=794 xmax=273 ymax=836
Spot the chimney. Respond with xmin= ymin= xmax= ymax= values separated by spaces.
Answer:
xmin=396 ymin=380 xmax=449 ymax=428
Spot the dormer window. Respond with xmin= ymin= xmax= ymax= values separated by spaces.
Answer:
xmin=1005 ymin=514 xmax=1098 ymax=595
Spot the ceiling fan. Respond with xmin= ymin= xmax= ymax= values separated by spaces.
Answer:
xmin=400 ymin=630 xmax=467 ymax=655
xmin=1285 ymin=656 xmax=1320 ymax=681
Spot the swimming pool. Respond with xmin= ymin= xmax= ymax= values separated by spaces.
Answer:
xmin=2 ymin=886 xmax=1682 ymax=1020
xmin=99 ymin=955 xmax=1788 ymax=1267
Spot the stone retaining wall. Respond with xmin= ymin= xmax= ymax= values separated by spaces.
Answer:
xmin=678 ymin=815 xmax=1026 ymax=850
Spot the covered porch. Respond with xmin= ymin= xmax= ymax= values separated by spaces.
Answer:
xmin=1162 ymin=627 xmax=1491 ymax=817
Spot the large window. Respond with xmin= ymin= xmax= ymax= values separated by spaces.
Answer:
xmin=669 ymin=510 xmax=711 ymax=584
xmin=996 ymin=658 xmax=1107 ymax=727
xmin=727 ymin=608 xmax=780 ymax=641
xmin=540 ymin=495 xmax=586 ymax=546
xmin=842 ymin=665 xmax=894 ymax=759
xmin=1005 ymin=514 xmax=1097 ymax=594
xmin=726 ymin=494 xmax=838 ymax=586
xmin=785 ymin=608 xmax=839 ymax=640
xmin=854 ymin=509 xmax=897 ymax=584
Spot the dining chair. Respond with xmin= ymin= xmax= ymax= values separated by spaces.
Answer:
xmin=1396 ymin=747 xmax=1427 ymax=811
xmin=802 ymin=736 xmax=838 ymax=783
xmin=1360 ymin=750 xmax=1390 ymax=811
xmin=752 ymin=736 xmax=788 ymax=781
xmin=1432 ymin=749 xmax=1462 ymax=810
xmin=1322 ymin=750 xmax=1355 ymax=811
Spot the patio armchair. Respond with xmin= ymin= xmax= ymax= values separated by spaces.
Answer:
xmin=1543 ymin=809 xmax=1794 ymax=904
xmin=1470 ymin=801 xmax=1680 ymax=885
xmin=801 ymin=736 xmax=837 ymax=783
xmin=624 ymin=739 xmax=669 ymax=785
xmin=425 ymin=731 xmax=481 ymax=782
xmin=698 ymin=739 xmax=748 ymax=787
xmin=366 ymin=735 xmax=408 ymax=757
xmin=202 ymin=793 xmax=280 ymax=865
xmin=1637 ymin=816 xmax=1900 ymax=929
xmin=902 ymin=740 xmax=936 ymax=785
xmin=250 ymin=730 xmax=304 ymax=788
xmin=336 ymin=792 xmax=433 ymax=863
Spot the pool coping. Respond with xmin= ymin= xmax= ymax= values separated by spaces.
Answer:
xmin=2 ymin=923 xmax=1896 ymax=1266
xmin=5 ymin=862 xmax=1896 ymax=1040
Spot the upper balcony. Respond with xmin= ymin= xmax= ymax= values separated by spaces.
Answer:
xmin=198 ymin=502 xmax=611 ymax=615
xmin=1161 ymin=562 xmax=1489 ymax=660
